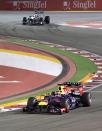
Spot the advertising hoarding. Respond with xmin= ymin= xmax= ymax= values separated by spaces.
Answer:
xmin=0 ymin=0 xmax=102 ymax=11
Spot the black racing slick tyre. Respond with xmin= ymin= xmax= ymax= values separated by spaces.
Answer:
xmin=22 ymin=17 xmax=27 ymax=25
xmin=27 ymin=97 xmax=36 ymax=108
xmin=28 ymin=19 xmax=33 ymax=25
xmin=23 ymin=107 xmax=28 ymax=112
xmin=22 ymin=98 xmax=34 ymax=112
xmin=39 ymin=17 xmax=44 ymax=25
xmin=61 ymin=99 xmax=70 ymax=113
xmin=44 ymin=16 xmax=50 ymax=24
xmin=81 ymin=92 xmax=92 ymax=107
xmin=64 ymin=100 xmax=70 ymax=113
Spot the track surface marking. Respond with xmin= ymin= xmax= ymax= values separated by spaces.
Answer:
xmin=61 ymin=21 xmax=102 ymax=29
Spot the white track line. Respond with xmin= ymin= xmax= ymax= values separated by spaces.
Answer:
xmin=60 ymin=22 xmax=102 ymax=30
xmin=85 ymin=84 xmax=102 ymax=92
xmin=0 ymin=80 xmax=21 ymax=83
xmin=0 ymin=76 xmax=4 ymax=78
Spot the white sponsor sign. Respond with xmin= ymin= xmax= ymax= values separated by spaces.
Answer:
xmin=63 ymin=0 xmax=96 ymax=10
xmin=0 ymin=81 xmax=21 ymax=83
xmin=73 ymin=0 xmax=96 ymax=10
xmin=12 ymin=0 xmax=47 ymax=9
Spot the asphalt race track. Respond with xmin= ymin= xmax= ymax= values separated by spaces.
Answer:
xmin=0 ymin=11 xmax=102 ymax=131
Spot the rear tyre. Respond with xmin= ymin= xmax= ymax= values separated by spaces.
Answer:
xmin=81 ymin=92 xmax=92 ymax=107
xmin=44 ymin=16 xmax=50 ymax=24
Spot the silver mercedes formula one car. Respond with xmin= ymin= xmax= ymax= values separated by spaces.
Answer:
xmin=22 ymin=11 xmax=50 ymax=25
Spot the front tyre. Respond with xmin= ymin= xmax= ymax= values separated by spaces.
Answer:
xmin=22 ymin=17 xmax=27 ymax=25
xmin=26 ymin=97 xmax=37 ymax=112
xmin=23 ymin=107 xmax=28 ymax=112
xmin=28 ymin=19 xmax=33 ymax=25
xmin=39 ymin=17 xmax=44 ymax=25
xmin=44 ymin=16 xmax=50 ymax=24
xmin=64 ymin=100 xmax=70 ymax=113
xmin=60 ymin=99 xmax=70 ymax=113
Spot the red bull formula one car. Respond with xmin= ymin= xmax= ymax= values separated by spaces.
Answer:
xmin=23 ymin=82 xmax=92 ymax=114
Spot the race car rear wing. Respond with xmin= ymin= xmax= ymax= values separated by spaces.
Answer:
xmin=58 ymin=82 xmax=84 ymax=96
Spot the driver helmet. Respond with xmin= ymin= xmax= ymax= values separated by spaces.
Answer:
xmin=34 ymin=14 xmax=38 ymax=18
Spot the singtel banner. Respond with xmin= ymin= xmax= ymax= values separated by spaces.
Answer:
xmin=0 ymin=0 xmax=102 ymax=11
xmin=63 ymin=0 xmax=97 ymax=10
xmin=12 ymin=0 xmax=47 ymax=10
